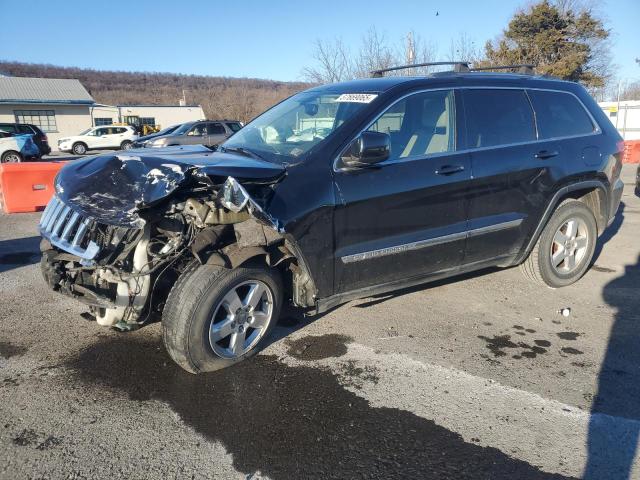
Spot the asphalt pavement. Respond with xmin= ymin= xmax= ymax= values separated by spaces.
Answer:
xmin=0 ymin=165 xmax=639 ymax=479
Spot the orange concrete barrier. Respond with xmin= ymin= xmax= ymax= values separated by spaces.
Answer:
xmin=623 ymin=140 xmax=640 ymax=164
xmin=0 ymin=161 xmax=67 ymax=214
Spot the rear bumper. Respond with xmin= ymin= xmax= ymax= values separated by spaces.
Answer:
xmin=608 ymin=178 xmax=624 ymax=226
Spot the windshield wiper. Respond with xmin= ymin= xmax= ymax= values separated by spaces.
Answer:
xmin=221 ymin=146 xmax=265 ymax=161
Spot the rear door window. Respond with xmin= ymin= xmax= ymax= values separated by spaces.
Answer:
xmin=463 ymin=89 xmax=535 ymax=148
xmin=17 ymin=125 xmax=33 ymax=134
xmin=207 ymin=123 xmax=226 ymax=135
xmin=527 ymin=90 xmax=595 ymax=139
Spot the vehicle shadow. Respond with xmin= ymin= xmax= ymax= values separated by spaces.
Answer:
xmin=0 ymin=236 xmax=41 ymax=274
xmin=583 ymin=253 xmax=640 ymax=479
xmin=592 ymin=202 xmax=625 ymax=265
xmin=267 ymin=266 xmax=500 ymax=348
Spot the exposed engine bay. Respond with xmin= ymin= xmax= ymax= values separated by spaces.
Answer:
xmin=39 ymin=149 xmax=313 ymax=330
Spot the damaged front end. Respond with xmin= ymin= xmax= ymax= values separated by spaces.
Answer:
xmin=39 ymin=149 xmax=300 ymax=330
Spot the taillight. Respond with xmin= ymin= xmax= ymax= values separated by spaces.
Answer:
xmin=617 ymin=141 xmax=625 ymax=153
xmin=42 ymin=135 xmax=49 ymax=143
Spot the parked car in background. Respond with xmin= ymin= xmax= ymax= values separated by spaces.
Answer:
xmin=0 ymin=131 xmax=40 ymax=162
xmin=57 ymin=126 xmax=139 ymax=155
xmin=145 ymin=120 xmax=242 ymax=148
xmin=132 ymin=123 xmax=184 ymax=148
xmin=0 ymin=123 xmax=51 ymax=155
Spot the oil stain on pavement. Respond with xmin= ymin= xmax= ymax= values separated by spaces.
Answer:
xmin=0 ymin=341 xmax=27 ymax=359
xmin=66 ymin=336 xmax=573 ymax=479
xmin=286 ymin=334 xmax=351 ymax=360
xmin=477 ymin=335 xmax=548 ymax=359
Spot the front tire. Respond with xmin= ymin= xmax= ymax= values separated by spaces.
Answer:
xmin=521 ymin=200 xmax=597 ymax=288
xmin=1 ymin=150 xmax=23 ymax=163
xmin=72 ymin=142 xmax=87 ymax=155
xmin=162 ymin=262 xmax=283 ymax=374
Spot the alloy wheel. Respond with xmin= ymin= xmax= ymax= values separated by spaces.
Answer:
xmin=1 ymin=152 xmax=21 ymax=163
xmin=550 ymin=217 xmax=589 ymax=274
xmin=208 ymin=280 xmax=274 ymax=359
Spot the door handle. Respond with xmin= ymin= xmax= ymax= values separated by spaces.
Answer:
xmin=534 ymin=150 xmax=559 ymax=160
xmin=435 ymin=164 xmax=465 ymax=175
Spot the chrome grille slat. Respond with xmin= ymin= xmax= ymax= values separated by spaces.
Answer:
xmin=72 ymin=219 xmax=90 ymax=247
xmin=44 ymin=200 xmax=64 ymax=232
xmin=39 ymin=197 xmax=100 ymax=262
xmin=61 ymin=212 xmax=80 ymax=240
xmin=52 ymin=206 xmax=71 ymax=236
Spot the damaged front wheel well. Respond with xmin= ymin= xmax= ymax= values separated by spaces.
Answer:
xmin=192 ymin=219 xmax=317 ymax=309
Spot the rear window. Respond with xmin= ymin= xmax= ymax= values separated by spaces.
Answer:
xmin=527 ymin=90 xmax=595 ymax=139
xmin=463 ymin=89 xmax=536 ymax=148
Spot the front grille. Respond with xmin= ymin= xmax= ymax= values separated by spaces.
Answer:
xmin=39 ymin=197 xmax=100 ymax=262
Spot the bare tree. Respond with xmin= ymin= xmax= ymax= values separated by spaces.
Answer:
xmin=301 ymin=38 xmax=352 ymax=84
xmin=303 ymin=28 xmax=439 ymax=82
xmin=446 ymin=33 xmax=482 ymax=64
xmin=352 ymin=27 xmax=397 ymax=78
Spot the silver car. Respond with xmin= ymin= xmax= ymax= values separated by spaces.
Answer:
xmin=145 ymin=120 xmax=242 ymax=148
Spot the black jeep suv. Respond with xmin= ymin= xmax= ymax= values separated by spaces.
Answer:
xmin=39 ymin=65 xmax=624 ymax=373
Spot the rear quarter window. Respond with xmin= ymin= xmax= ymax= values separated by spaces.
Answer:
xmin=527 ymin=90 xmax=596 ymax=139
xmin=463 ymin=89 xmax=536 ymax=148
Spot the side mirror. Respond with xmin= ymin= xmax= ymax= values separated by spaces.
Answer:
xmin=340 ymin=131 xmax=390 ymax=169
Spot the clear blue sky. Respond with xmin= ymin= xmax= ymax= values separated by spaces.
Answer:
xmin=1 ymin=0 xmax=638 ymax=83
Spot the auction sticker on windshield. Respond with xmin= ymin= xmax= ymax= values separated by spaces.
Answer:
xmin=336 ymin=93 xmax=378 ymax=103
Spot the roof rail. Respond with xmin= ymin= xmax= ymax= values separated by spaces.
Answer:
xmin=469 ymin=64 xmax=535 ymax=75
xmin=371 ymin=61 xmax=470 ymax=78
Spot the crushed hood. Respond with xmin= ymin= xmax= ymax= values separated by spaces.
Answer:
xmin=55 ymin=145 xmax=286 ymax=228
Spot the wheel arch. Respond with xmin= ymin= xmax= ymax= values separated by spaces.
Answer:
xmin=516 ymin=180 xmax=609 ymax=264
xmin=194 ymin=222 xmax=318 ymax=309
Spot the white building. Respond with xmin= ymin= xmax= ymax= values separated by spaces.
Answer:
xmin=598 ymin=100 xmax=640 ymax=140
xmin=90 ymin=104 xmax=205 ymax=131
xmin=0 ymin=76 xmax=205 ymax=150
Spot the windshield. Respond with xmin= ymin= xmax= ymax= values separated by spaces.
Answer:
xmin=155 ymin=124 xmax=179 ymax=136
xmin=78 ymin=128 xmax=91 ymax=136
xmin=222 ymin=90 xmax=374 ymax=161
xmin=172 ymin=123 xmax=194 ymax=135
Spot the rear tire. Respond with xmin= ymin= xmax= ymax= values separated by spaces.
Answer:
xmin=162 ymin=262 xmax=283 ymax=374
xmin=1 ymin=150 xmax=23 ymax=163
xmin=521 ymin=200 xmax=597 ymax=288
xmin=120 ymin=140 xmax=133 ymax=150
xmin=72 ymin=142 xmax=87 ymax=155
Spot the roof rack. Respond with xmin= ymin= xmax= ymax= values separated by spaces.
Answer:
xmin=370 ymin=61 xmax=470 ymax=78
xmin=469 ymin=64 xmax=535 ymax=75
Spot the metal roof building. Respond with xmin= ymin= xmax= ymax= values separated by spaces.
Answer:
xmin=0 ymin=77 xmax=94 ymax=104
xmin=0 ymin=76 xmax=204 ymax=152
